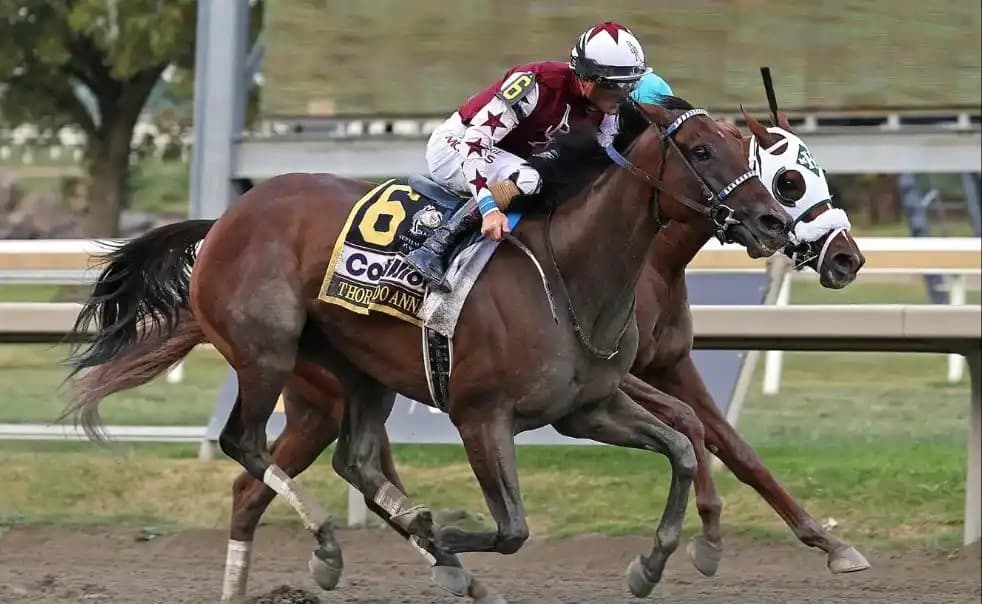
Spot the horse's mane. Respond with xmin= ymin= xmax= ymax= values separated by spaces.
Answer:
xmin=511 ymin=95 xmax=694 ymax=213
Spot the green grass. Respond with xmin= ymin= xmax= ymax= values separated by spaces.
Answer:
xmin=0 ymin=280 xmax=976 ymax=549
xmin=0 ymin=345 xmax=227 ymax=426
xmin=850 ymin=220 xmax=979 ymax=238
xmin=1 ymin=158 xmax=190 ymax=218
xmin=790 ymin=278 xmax=982 ymax=305
xmin=0 ymin=351 xmax=969 ymax=548
xmin=262 ymin=1 xmax=981 ymax=115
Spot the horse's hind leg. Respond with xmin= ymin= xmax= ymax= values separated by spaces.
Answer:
xmin=553 ymin=388 xmax=696 ymax=598
xmin=207 ymin=289 xmax=343 ymax=591
xmin=222 ymin=379 xmax=339 ymax=603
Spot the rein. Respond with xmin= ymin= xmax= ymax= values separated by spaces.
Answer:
xmin=542 ymin=105 xmax=759 ymax=360
xmin=542 ymin=206 xmax=637 ymax=360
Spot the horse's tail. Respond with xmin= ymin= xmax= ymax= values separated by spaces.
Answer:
xmin=63 ymin=219 xmax=215 ymax=438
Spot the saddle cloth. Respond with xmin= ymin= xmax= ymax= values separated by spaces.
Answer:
xmin=318 ymin=176 xmax=522 ymax=328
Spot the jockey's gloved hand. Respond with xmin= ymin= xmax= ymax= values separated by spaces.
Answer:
xmin=480 ymin=207 xmax=511 ymax=242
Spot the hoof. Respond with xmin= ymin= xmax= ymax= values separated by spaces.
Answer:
xmin=828 ymin=545 xmax=871 ymax=574
xmin=686 ymin=535 xmax=722 ymax=577
xmin=468 ymin=577 xmax=507 ymax=604
xmin=431 ymin=565 xmax=473 ymax=597
xmin=625 ymin=555 xmax=655 ymax=598
xmin=309 ymin=548 xmax=343 ymax=591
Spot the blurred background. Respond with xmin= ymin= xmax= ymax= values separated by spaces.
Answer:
xmin=0 ymin=0 xmax=978 ymax=240
xmin=0 ymin=4 xmax=980 ymax=599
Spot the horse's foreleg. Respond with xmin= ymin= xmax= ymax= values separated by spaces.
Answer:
xmin=223 ymin=380 xmax=339 ymax=603
xmin=432 ymin=414 xmax=529 ymax=557
xmin=659 ymin=355 xmax=870 ymax=574
xmin=553 ymin=388 xmax=696 ymax=598
xmin=623 ymin=372 xmax=723 ymax=577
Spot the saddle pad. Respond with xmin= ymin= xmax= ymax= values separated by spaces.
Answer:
xmin=318 ymin=177 xmax=522 ymax=326
xmin=418 ymin=212 xmax=522 ymax=337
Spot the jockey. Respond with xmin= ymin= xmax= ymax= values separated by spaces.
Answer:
xmin=405 ymin=22 xmax=652 ymax=292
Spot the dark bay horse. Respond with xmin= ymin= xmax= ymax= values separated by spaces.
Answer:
xmin=247 ymin=113 xmax=868 ymax=593
xmin=66 ymin=98 xmax=791 ymax=602
xmin=208 ymin=112 xmax=868 ymax=596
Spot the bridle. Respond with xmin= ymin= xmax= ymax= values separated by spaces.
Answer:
xmin=782 ymin=201 xmax=851 ymax=273
xmin=544 ymin=103 xmax=760 ymax=360
xmin=604 ymin=105 xmax=759 ymax=244
xmin=786 ymin=229 xmax=846 ymax=272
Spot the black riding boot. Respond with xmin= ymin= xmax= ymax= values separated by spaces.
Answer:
xmin=404 ymin=197 xmax=481 ymax=292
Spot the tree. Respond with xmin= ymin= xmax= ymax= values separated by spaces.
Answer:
xmin=0 ymin=0 xmax=196 ymax=236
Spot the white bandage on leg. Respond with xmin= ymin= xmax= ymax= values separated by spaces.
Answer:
xmin=373 ymin=482 xmax=428 ymax=531
xmin=409 ymin=534 xmax=438 ymax=566
xmin=221 ymin=539 xmax=252 ymax=603
xmin=263 ymin=465 xmax=330 ymax=533
xmin=374 ymin=482 xmax=438 ymax=567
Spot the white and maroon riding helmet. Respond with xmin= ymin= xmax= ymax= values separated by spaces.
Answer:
xmin=569 ymin=22 xmax=651 ymax=90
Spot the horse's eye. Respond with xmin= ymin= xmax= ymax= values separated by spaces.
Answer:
xmin=774 ymin=170 xmax=805 ymax=205
xmin=693 ymin=145 xmax=712 ymax=161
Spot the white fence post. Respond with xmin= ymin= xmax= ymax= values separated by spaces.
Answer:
xmin=166 ymin=360 xmax=185 ymax=384
xmin=948 ymin=274 xmax=968 ymax=383
xmin=762 ymin=271 xmax=793 ymax=395
xmin=965 ymin=350 xmax=981 ymax=545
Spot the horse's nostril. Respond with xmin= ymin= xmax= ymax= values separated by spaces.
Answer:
xmin=757 ymin=212 xmax=788 ymax=235
xmin=832 ymin=252 xmax=860 ymax=274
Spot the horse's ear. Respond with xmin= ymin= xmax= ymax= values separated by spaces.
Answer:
xmin=716 ymin=118 xmax=742 ymax=140
xmin=640 ymin=102 xmax=672 ymax=127
xmin=715 ymin=118 xmax=749 ymax=154
xmin=776 ymin=110 xmax=793 ymax=132
xmin=742 ymin=105 xmax=775 ymax=146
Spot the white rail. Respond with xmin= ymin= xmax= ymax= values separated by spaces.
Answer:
xmin=1 ymin=302 xmax=978 ymax=544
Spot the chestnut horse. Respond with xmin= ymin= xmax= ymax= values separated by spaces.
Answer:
xmin=66 ymin=98 xmax=791 ymax=602
xmin=622 ymin=112 xmax=869 ymax=578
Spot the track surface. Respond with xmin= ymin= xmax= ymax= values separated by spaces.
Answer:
xmin=0 ymin=526 xmax=979 ymax=604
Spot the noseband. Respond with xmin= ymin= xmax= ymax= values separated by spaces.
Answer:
xmin=787 ymin=227 xmax=848 ymax=272
xmin=604 ymin=107 xmax=759 ymax=243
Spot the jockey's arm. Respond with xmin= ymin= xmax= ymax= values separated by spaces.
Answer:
xmin=459 ymin=72 xmax=540 ymax=217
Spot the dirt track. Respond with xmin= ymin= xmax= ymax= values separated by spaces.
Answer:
xmin=0 ymin=525 xmax=979 ymax=604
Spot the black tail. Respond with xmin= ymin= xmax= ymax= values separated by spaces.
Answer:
xmin=64 ymin=219 xmax=215 ymax=379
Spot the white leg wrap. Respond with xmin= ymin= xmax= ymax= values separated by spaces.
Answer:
xmin=263 ymin=464 xmax=329 ymax=533
xmin=221 ymin=539 xmax=251 ymax=603
xmin=409 ymin=534 xmax=438 ymax=566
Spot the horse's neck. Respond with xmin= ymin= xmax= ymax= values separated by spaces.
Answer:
xmin=632 ymin=220 xmax=706 ymax=338
xmin=550 ymin=166 xmax=658 ymax=337
xmin=651 ymin=220 xmax=712 ymax=278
